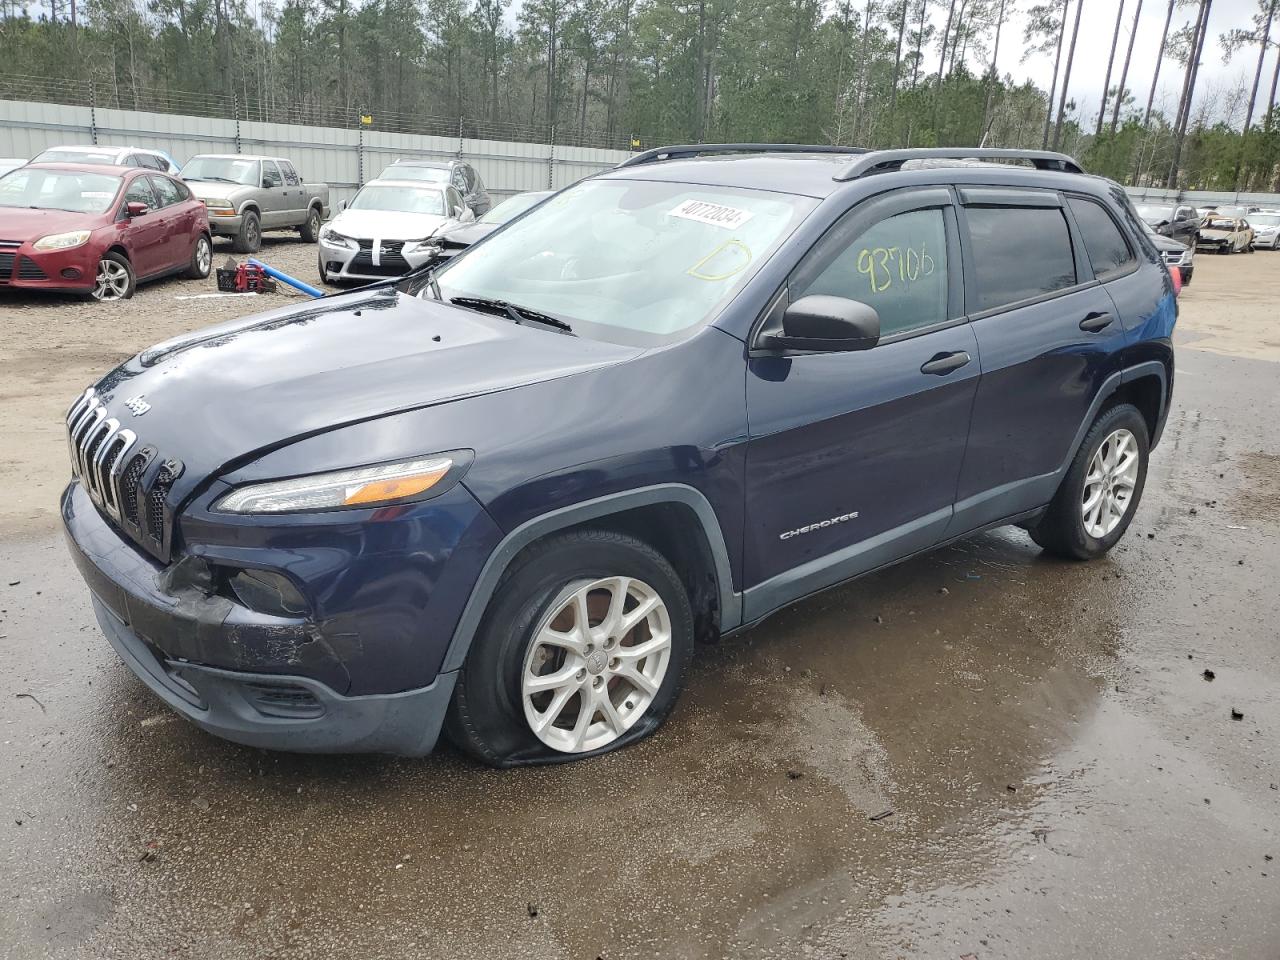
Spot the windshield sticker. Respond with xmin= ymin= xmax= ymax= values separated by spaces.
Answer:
xmin=669 ymin=199 xmax=755 ymax=230
xmin=81 ymin=191 xmax=113 ymax=199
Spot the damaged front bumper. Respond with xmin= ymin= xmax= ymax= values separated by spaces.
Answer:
xmin=61 ymin=479 xmax=502 ymax=755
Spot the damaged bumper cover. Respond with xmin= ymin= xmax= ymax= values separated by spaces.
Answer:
xmin=61 ymin=480 xmax=502 ymax=755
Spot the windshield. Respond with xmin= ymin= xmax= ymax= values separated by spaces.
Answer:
xmin=1250 ymin=213 xmax=1280 ymax=226
xmin=381 ymin=164 xmax=449 ymax=184
xmin=1134 ymin=204 xmax=1174 ymax=224
xmin=481 ymin=191 xmax=550 ymax=225
xmin=349 ymin=184 xmax=446 ymax=215
xmin=182 ymin=157 xmax=259 ymax=185
xmin=0 ymin=167 xmax=121 ymax=213
xmin=1203 ymin=217 xmax=1238 ymax=230
xmin=434 ymin=177 xmax=815 ymax=344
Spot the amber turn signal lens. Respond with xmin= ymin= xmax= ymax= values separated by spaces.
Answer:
xmin=341 ymin=465 xmax=451 ymax=506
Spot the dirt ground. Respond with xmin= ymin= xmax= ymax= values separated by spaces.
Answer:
xmin=0 ymin=245 xmax=1278 ymax=959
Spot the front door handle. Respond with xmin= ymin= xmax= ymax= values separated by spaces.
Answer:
xmin=1080 ymin=311 xmax=1115 ymax=332
xmin=920 ymin=351 xmax=972 ymax=376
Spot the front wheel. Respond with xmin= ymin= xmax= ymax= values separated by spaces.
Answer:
xmin=446 ymin=529 xmax=694 ymax=766
xmin=232 ymin=210 xmax=261 ymax=253
xmin=1029 ymin=403 xmax=1150 ymax=560
xmin=90 ymin=252 xmax=136 ymax=301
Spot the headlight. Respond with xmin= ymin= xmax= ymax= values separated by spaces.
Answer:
xmin=215 ymin=455 xmax=459 ymax=514
xmin=404 ymin=237 xmax=443 ymax=255
xmin=320 ymin=226 xmax=357 ymax=249
xmin=1180 ymin=250 xmax=1194 ymax=265
xmin=33 ymin=230 xmax=91 ymax=251
xmin=202 ymin=198 xmax=231 ymax=209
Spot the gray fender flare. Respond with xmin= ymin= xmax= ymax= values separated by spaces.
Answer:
xmin=440 ymin=483 xmax=742 ymax=673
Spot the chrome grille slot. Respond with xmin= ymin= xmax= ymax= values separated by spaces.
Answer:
xmin=65 ymin=386 xmax=175 ymax=562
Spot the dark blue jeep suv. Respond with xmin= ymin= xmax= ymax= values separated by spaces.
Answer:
xmin=62 ymin=145 xmax=1176 ymax=765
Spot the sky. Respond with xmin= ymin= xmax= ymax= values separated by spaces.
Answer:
xmin=999 ymin=0 xmax=1266 ymax=125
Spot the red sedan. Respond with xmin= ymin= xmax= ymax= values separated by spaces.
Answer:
xmin=0 ymin=162 xmax=211 ymax=301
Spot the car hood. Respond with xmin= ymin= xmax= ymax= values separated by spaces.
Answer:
xmin=0 ymin=206 xmax=106 ymax=239
xmin=90 ymin=289 xmax=642 ymax=495
xmin=1147 ymin=233 xmax=1186 ymax=253
xmin=183 ymin=179 xmax=252 ymax=198
xmin=328 ymin=209 xmax=454 ymax=241
xmin=439 ymin=221 xmax=497 ymax=248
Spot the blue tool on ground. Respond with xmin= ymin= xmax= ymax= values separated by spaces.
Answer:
xmin=248 ymin=258 xmax=324 ymax=298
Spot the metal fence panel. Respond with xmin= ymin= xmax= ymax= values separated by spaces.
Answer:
xmin=0 ymin=98 xmax=630 ymax=209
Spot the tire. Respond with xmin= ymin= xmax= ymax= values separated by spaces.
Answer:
xmin=1028 ymin=402 xmax=1150 ymax=560
xmin=89 ymin=251 xmax=136 ymax=302
xmin=446 ymin=529 xmax=695 ymax=767
xmin=232 ymin=210 xmax=261 ymax=253
xmin=1181 ymin=268 xmax=1193 ymax=286
xmin=317 ymin=254 xmax=330 ymax=285
xmin=300 ymin=206 xmax=322 ymax=243
xmin=184 ymin=233 xmax=212 ymax=279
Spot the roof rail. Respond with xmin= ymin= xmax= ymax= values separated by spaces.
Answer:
xmin=617 ymin=143 xmax=869 ymax=168
xmin=834 ymin=148 xmax=1084 ymax=181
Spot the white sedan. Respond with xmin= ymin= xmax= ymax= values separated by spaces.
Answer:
xmin=318 ymin=180 xmax=473 ymax=283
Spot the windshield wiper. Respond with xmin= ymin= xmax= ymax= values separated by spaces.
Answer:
xmin=450 ymin=296 xmax=573 ymax=333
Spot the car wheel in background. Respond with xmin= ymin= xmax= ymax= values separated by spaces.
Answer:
xmin=1181 ymin=268 xmax=1193 ymax=286
xmin=1029 ymin=403 xmax=1150 ymax=561
xmin=446 ymin=529 xmax=694 ymax=767
xmin=90 ymin=252 xmax=136 ymax=302
xmin=300 ymin=206 xmax=322 ymax=243
xmin=184 ymin=233 xmax=213 ymax=279
xmin=233 ymin=210 xmax=261 ymax=253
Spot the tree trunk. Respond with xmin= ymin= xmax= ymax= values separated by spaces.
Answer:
xmin=1110 ymin=0 xmax=1142 ymax=132
xmin=1267 ymin=23 xmax=1280 ymax=131
xmin=1167 ymin=0 xmax=1212 ymax=188
xmin=981 ymin=0 xmax=1008 ymax=143
xmin=911 ymin=0 xmax=927 ymax=89
xmin=1096 ymin=0 xmax=1125 ymax=137
xmin=891 ymin=0 xmax=908 ymax=113
xmin=1235 ymin=0 xmax=1276 ymax=188
xmin=1042 ymin=0 xmax=1068 ymax=149
xmin=1143 ymin=0 xmax=1175 ymax=127
xmin=1052 ymin=0 xmax=1082 ymax=150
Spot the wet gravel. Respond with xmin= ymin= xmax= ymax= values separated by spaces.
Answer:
xmin=0 ymin=253 xmax=1278 ymax=959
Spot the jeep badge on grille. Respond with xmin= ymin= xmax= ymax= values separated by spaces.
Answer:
xmin=124 ymin=395 xmax=151 ymax=417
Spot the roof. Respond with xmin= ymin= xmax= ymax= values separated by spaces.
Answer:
xmin=606 ymin=144 xmax=1088 ymax=199
xmin=363 ymin=178 xmax=449 ymax=191
xmin=388 ymin=159 xmax=453 ymax=168
xmin=23 ymin=161 xmax=139 ymax=175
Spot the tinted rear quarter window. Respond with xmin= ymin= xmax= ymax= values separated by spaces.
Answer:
xmin=1067 ymin=197 xmax=1135 ymax=279
xmin=966 ymin=206 xmax=1077 ymax=312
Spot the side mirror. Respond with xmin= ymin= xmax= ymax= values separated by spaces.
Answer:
xmin=459 ymin=208 xmax=475 ymax=223
xmin=339 ymin=200 xmax=347 ymax=211
xmin=762 ymin=295 xmax=881 ymax=352
xmin=126 ymin=201 xmax=149 ymax=217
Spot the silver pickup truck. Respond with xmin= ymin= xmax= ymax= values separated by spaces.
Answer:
xmin=181 ymin=154 xmax=330 ymax=253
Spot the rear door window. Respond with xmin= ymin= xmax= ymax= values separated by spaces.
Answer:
xmin=965 ymin=206 xmax=1078 ymax=312
xmin=1067 ymin=197 xmax=1135 ymax=280
xmin=280 ymin=161 xmax=301 ymax=186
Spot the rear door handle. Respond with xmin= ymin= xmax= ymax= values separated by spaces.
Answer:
xmin=920 ymin=351 xmax=972 ymax=376
xmin=1080 ymin=311 xmax=1115 ymax=332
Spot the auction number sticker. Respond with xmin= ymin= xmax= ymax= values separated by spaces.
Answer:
xmin=669 ymin=198 xmax=755 ymax=230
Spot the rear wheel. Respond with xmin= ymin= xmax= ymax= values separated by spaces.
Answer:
xmin=446 ymin=529 xmax=694 ymax=767
xmin=90 ymin=252 xmax=135 ymax=302
xmin=184 ymin=233 xmax=212 ymax=279
xmin=300 ymin=206 xmax=322 ymax=243
xmin=1029 ymin=403 xmax=1149 ymax=560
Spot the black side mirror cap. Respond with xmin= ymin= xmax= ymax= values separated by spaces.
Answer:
xmin=760 ymin=295 xmax=881 ymax=353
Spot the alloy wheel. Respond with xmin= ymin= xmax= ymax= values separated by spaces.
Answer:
xmin=92 ymin=259 xmax=130 ymax=301
xmin=1082 ymin=428 xmax=1139 ymax=539
xmin=521 ymin=576 xmax=672 ymax=754
xmin=196 ymin=237 xmax=212 ymax=275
